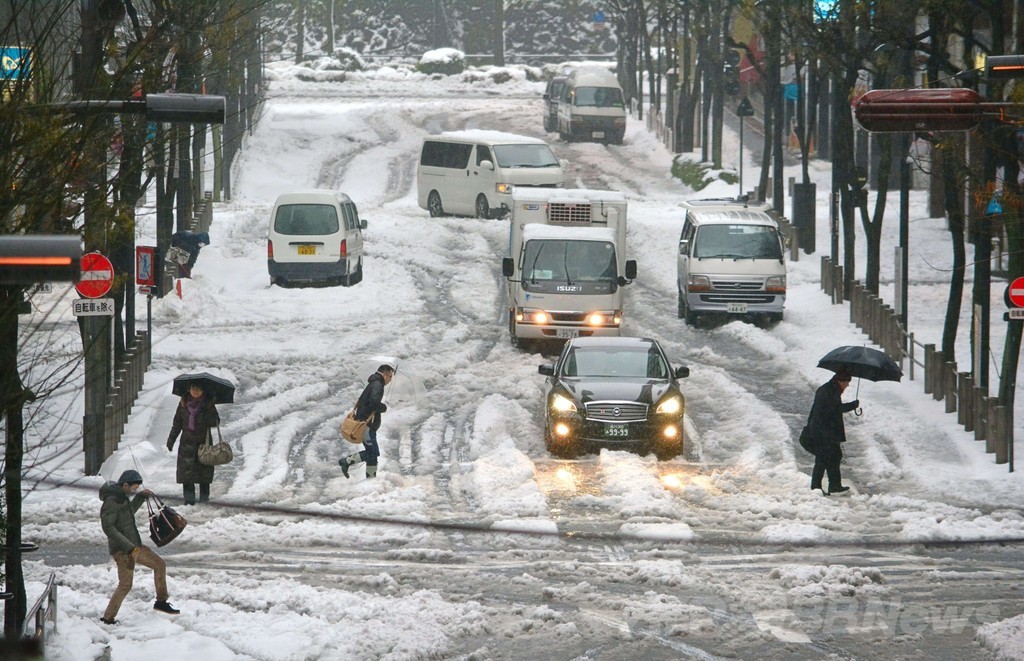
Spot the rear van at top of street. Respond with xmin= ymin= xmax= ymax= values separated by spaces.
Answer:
xmin=416 ymin=130 xmax=565 ymax=220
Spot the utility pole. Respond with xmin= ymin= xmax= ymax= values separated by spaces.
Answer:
xmin=79 ymin=0 xmax=113 ymax=477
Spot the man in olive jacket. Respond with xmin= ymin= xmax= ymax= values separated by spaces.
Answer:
xmin=339 ymin=364 xmax=394 ymax=479
xmin=806 ymin=368 xmax=860 ymax=495
xmin=99 ymin=470 xmax=180 ymax=624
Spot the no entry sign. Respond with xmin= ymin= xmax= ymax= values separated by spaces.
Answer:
xmin=75 ymin=252 xmax=114 ymax=299
xmin=1009 ymin=277 xmax=1024 ymax=308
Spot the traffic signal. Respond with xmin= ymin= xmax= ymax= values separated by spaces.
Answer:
xmin=723 ymin=63 xmax=740 ymax=96
xmin=0 ymin=235 xmax=81 ymax=284
xmin=986 ymin=55 xmax=1024 ymax=80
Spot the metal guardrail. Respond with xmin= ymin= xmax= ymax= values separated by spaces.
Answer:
xmin=819 ymin=256 xmax=1012 ymax=464
xmin=23 ymin=573 xmax=57 ymax=647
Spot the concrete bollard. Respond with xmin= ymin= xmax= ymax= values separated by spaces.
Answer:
xmin=994 ymin=404 xmax=1008 ymax=464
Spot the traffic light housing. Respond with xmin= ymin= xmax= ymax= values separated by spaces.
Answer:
xmin=986 ymin=55 xmax=1024 ymax=80
xmin=723 ymin=63 xmax=740 ymax=96
xmin=0 ymin=235 xmax=81 ymax=284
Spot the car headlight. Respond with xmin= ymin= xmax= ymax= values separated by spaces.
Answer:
xmin=656 ymin=396 xmax=682 ymax=415
xmin=551 ymin=393 xmax=577 ymax=413
xmin=496 ymin=183 xmax=514 ymax=195
xmin=687 ymin=274 xmax=711 ymax=292
xmin=519 ymin=308 xmax=549 ymax=324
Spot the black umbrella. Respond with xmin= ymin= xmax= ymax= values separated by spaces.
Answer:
xmin=171 ymin=372 xmax=235 ymax=404
xmin=817 ymin=346 xmax=903 ymax=383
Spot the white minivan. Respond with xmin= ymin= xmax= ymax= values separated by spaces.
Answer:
xmin=676 ymin=200 xmax=786 ymax=325
xmin=267 ymin=191 xmax=367 ymax=287
xmin=557 ymin=67 xmax=627 ymax=145
xmin=416 ymin=130 xmax=565 ymax=219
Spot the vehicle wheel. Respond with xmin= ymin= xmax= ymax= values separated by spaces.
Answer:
xmin=354 ymin=260 xmax=363 ymax=284
xmin=677 ymin=288 xmax=685 ymax=320
xmin=475 ymin=195 xmax=491 ymax=219
xmin=681 ymin=292 xmax=698 ymax=326
xmin=427 ymin=191 xmax=445 ymax=218
xmin=544 ymin=117 xmax=553 ymax=132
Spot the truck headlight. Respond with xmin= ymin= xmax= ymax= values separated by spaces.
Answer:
xmin=765 ymin=275 xmax=786 ymax=293
xmin=551 ymin=393 xmax=577 ymax=413
xmin=687 ymin=274 xmax=711 ymax=292
xmin=656 ymin=396 xmax=682 ymax=415
xmin=496 ymin=183 xmax=514 ymax=195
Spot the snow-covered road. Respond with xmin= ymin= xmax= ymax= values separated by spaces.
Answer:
xmin=20 ymin=66 xmax=1024 ymax=659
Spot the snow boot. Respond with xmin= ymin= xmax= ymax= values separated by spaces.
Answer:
xmin=339 ymin=452 xmax=362 ymax=479
xmin=828 ymin=486 xmax=850 ymax=495
xmin=365 ymin=464 xmax=377 ymax=479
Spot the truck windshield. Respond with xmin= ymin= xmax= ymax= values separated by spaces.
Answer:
xmin=694 ymin=224 xmax=782 ymax=260
xmin=524 ymin=239 xmax=617 ymax=286
xmin=492 ymin=144 xmax=560 ymax=168
xmin=574 ymin=86 xmax=625 ymax=108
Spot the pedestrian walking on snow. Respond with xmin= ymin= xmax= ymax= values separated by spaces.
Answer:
xmin=99 ymin=470 xmax=180 ymax=624
xmin=805 ymin=367 xmax=860 ymax=495
xmin=339 ymin=364 xmax=395 ymax=479
xmin=166 ymin=380 xmax=220 ymax=504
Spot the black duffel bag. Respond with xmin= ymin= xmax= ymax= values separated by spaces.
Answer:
xmin=147 ymin=495 xmax=187 ymax=547
xmin=798 ymin=426 xmax=817 ymax=455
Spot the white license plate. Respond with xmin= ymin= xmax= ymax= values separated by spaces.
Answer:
xmin=556 ymin=328 xmax=578 ymax=339
xmin=727 ymin=303 xmax=748 ymax=313
xmin=593 ymin=131 xmax=605 ymax=138
xmin=604 ymin=424 xmax=629 ymax=438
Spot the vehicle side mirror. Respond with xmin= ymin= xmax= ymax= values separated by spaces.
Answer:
xmin=679 ymin=239 xmax=689 ymax=255
xmin=538 ymin=364 xmax=555 ymax=376
xmin=543 ymin=93 xmax=550 ymax=100
xmin=360 ymin=219 xmax=368 ymax=230
xmin=559 ymin=159 xmax=568 ymax=169
xmin=502 ymin=257 xmax=514 ymax=278
xmin=625 ymin=259 xmax=637 ymax=280
xmin=675 ymin=366 xmax=690 ymax=379
xmin=479 ymin=159 xmax=495 ymax=171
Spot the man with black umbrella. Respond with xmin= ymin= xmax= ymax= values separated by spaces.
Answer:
xmin=805 ymin=366 xmax=860 ymax=495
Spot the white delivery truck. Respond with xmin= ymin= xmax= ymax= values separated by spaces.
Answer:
xmin=501 ymin=188 xmax=637 ymax=346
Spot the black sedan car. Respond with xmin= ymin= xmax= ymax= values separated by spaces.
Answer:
xmin=538 ymin=336 xmax=690 ymax=459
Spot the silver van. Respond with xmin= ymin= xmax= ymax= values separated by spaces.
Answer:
xmin=557 ymin=68 xmax=626 ymax=145
xmin=267 ymin=191 xmax=367 ymax=287
xmin=676 ymin=202 xmax=786 ymax=325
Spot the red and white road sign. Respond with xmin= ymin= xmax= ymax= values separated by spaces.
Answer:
xmin=75 ymin=252 xmax=114 ymax=299
xmin=1009 ymin=277 xmax=1024 ymax=308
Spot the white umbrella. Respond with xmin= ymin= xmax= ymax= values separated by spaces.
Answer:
xmin=98 ymin=441 xmax=172 ymax=483
xmin=355 ymin=356 xmax=425 ymax=405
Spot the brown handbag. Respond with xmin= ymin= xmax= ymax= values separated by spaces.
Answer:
xmin=339 ymin=409 xmax=373 ymax=444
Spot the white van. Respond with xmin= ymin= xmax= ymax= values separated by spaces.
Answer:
xmin=416 ymin=130 xmax=565 ymax=219
xmin=676 ymin=202 xmax=786 ymax=325
xmin=557 ymin=68 xmax=627 ymax=145
xmin=267 ymin=191 xmax=367 ymax=287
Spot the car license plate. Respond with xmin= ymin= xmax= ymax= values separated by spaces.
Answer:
xmin=297 ymin=245 xmax=317 ymax=256
xmin=593 ymin=131 xmax=605 ymax=139
xmin=727 ymin=302 xmax=748 ymax=313
xmin=556 ymin=328 xmax=578 ymax=339
xmin=604 ymin=424 xmax=628 ymax=438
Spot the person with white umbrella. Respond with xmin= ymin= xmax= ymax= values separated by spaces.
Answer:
xmin=339 ymin=363 xmax=395 ymax=479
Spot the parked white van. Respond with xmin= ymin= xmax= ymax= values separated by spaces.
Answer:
xmin=416 ymin=130 xmax=565 ymax=219
xmin=557 ymin=68 xmax=627 ymax=145
xmin=676 ymin=202 xmax=786 ymax=325
xmin=267 ymin=190 xmax=367 ymax=287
